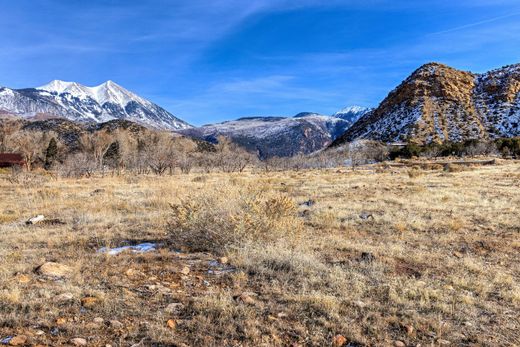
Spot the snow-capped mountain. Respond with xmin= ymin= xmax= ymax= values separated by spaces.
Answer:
xmin=332 ymin=62 xmax=520 ymax=146
xmin=333 ymin=106 xmax=372 ymax=123
xmin=0 ymin=80 xmax=191 ymax=130
xmin=178 ymin=111 xmax=366 ymax=158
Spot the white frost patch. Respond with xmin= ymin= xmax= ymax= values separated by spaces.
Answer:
xmin=98 ymin=242 xmax=157 ymax=255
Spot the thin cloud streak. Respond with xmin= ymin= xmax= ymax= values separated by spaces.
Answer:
xmin=428 ymin=11 xmax=520 ymax=36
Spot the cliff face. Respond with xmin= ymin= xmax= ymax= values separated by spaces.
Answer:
xmin=333 ymin=63 xmax=520 ymax=145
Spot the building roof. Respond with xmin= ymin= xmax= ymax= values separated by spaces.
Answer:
xmin=0 ymin=153 xmax=24 ymax=165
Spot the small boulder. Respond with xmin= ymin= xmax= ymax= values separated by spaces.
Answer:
xmin=26 ymin=215 xmax=45 ymax=225
xmin=393 ymin=341 xmax=406 ymax=347
xmin=81 ymin=297 xmax=99 ymax=308
xmin=404 ymin=324 xmax=414 ymax=336
xmin=109 ymin=320 xmax=124 ymax=329
xmin=17 ymin=274 xmax=31 ymax=284
xmin=332 ymin=334 xmax=347 ymax=347
xmin=219 ymin=257 xmax=229 ymax=264
xmin=166 ymin=319 xmax=176 ymax=329
xmin=8 ymin=335 xmax=28 ymax=346
xmin=238 ymin=293 xmax=256 ymax=305
xmin=70 ymin=338 xmax=87 ymax=346
xmin=36 ymin=262 xmax=72 ymax=279
xmin=180 ymin=266 xmax=190 ymax=275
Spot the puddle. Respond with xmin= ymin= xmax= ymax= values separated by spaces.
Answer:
xmin=1 ymin=337 xmax=13 ymax=345
xmin=98 ymin=242 xmax=157 ymax=255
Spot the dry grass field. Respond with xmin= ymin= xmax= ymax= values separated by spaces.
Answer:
xmin=1 ymin=161 xmax=519 ymax=346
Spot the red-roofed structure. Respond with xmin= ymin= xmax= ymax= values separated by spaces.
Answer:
xmin=0 ymin=153 xmax=25 ymax=168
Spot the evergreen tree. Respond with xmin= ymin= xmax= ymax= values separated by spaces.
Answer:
xmin=44 ymin=137 xmax=58 ymax=170
xmin=103 ymin=141 xmax=121 ymax=168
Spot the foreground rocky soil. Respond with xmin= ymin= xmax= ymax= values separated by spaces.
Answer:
xmin=1 ymin=161 xmax=519 ymax=346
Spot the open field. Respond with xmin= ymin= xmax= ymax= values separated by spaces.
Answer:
xmin=1 ymin=161 xmax=519 ymax=346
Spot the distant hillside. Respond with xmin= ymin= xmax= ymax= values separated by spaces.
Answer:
xmin=332 ymin=63 xmax=520 ymax=146
xmin=178 ymin=107 xmax=370 ymax=159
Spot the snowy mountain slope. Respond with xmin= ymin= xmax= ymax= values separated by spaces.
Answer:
xmin=0 ymin=80 xmax=191 ymax=130
xmin=178 ymin=110 xmax=370 ymax=158
xmin=333 ymin=106 xmax=372 ymax=123
xmin=332 ymin=63 xmax=520 ymax=146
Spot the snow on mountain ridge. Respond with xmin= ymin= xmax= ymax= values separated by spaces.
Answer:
xmin=333 ymin=105 xmax=370 ymax=116
xmin=37 ymin=80 xmax=150 ymax=108
xmin=0 ymin=81 xmax=191 ymax=130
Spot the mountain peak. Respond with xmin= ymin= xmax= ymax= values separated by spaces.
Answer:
xmin=4 ymin=80 xmax=192 ymax=130
xmin=38 ymin=80 xmax=82 ymax=94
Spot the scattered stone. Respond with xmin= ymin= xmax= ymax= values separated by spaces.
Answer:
xmin=359 ymin=212 xmax=374 ymax=220
xmin=219 ymin=256 xmax=229 ymax=264
xmin=56 ymin=317 xmax=67 ymax=325
xmin=453 ymin=251 xmax=463 ymax=258
xmin=354 ymin=300 xmax=367 ymax=309
xmin=238 ymin=293 xmax=255 ymax=305
xmin=70 ymin=338 xmax=87 ymax=346
xmin=393 ymin=341 xmax=406 ymax=347
xmin=300 ymin=199 xmax=315 ymax=207
xmin=165 ymin=303 xmax=184 ymax=314
xmin=34 ymin=330 xmax=45 ymax=336
xmin=125 ymin=268 xmax=137 ymax=277
xmin=180 ymin=266 xmax=190 ymax=275
xmin=8 ymin=335 xmax=28 ymax=346
xmin=437 ymin=339 xmax=450 ymax=346
xmin=55 ymin=292 xmax=74 ymax=303
xmin=332 ymin=334 xmax=347 ymax=347
xmin=93 ymin=317 xmax=104 ymax=324
xmin=81 ymin=297 xmax=99 ymax=308
xmin=109 ymin=320 xmax=124 ymax=329
xmin=26 ymin=215 xmax=45 ymax=225
xmin=404 ymin=325 xmax=414 ymax=336
xmin=36 ymin=262 xmax=72 ymax=278
xmin=166 ymin=319 xmax=176 ymax=329
xmin=277 ymin=312 xmax=288 ymax=318
xmin=17 ymin=274 xmax=31 ymax=284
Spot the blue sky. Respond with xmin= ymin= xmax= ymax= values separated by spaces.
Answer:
xmin=1 ymin=0 xmax=520 ymax=125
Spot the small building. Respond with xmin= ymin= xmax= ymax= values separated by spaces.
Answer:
xmin=0 ymin=153 xmax=25 ymax=168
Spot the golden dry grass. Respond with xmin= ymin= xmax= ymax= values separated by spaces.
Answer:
xmin=0 ymin=162 xmax=519 ymax=346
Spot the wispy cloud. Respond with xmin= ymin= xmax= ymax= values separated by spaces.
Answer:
xmin=428 ymin=11 xmax=520 ymax=35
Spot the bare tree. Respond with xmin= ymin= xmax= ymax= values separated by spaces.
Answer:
xmin=8 ymin=130 xmax=48 ymax=171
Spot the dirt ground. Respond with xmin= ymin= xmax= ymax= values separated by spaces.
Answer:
xmin=1 ymin=161 xmax=519 ymax=346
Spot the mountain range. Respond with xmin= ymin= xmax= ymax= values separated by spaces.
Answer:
xmin=332 ymin=62 xmax=520 ymax=147
xmin=0 ymin=80 xmax=191 ymax=130
xmin=178 ymin=107 xmax=370 ymax=158
xmin=2 ymin=61 xmax=520 ymax=158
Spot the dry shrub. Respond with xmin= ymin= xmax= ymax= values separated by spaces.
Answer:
xmin=407 ymin=166 xmax=424 ymax=178
xmin=444 ymin=163 xmax=465 ymax=173
xmin=168 ymin=184 xmax=303 ymax=254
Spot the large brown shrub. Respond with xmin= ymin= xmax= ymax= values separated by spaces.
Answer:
xmin=168 ymin=184 xmax=303 ymax=255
